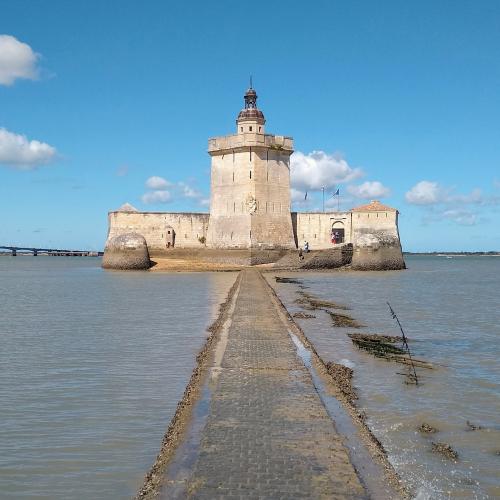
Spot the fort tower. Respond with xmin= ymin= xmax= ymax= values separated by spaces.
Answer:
xmin=206 ymin=85 xmax=296 ymax=250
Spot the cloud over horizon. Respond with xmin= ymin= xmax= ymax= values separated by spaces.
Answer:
xmin=405 ymin=180 xmax=500 ymax=226
xmin=0 ymin=127 xmax=57 ymax=169
xmin=290 ymin=151 xmax=363 ymax=191
xmin=0 ymin=35 xmax=40 ymax=86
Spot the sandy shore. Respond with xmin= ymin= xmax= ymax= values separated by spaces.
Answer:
xmin=149 ymin=257 xmax=244 ymax=272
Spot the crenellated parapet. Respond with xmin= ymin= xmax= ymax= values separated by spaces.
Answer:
xmin=208 ymin=134 xmax=293 ymax=154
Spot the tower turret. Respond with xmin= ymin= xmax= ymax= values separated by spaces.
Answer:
xmin=236 ymin=85 xmax=265 ymax=134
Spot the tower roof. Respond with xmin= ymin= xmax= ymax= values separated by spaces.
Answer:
xmin=237 ymin=85 xmax=265 ymax=124
xmin=351 ymin=200 xmax=398 ymax=212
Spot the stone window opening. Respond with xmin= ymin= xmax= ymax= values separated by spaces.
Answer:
xmin=249 ymin=170 xmax=252 ymax=179
xmin=232 ymin=172 xmax=234 ymax=182
xmin=249 ymin=126 xmax=252 ymax=132
xmin=233 ymin=201 xmax=236 ymax=212
xmin=240 ymin=126 xmax=243 ymax=132
xmin=259 ymin=126 xmax=261 ymax=132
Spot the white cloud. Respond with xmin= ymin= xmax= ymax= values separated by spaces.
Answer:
xmin=0 ymin=127 xmax=57 ymax=169
xmin=199 ymin=198 xmax=210 ymax=207
xmin=347 ymin=181 xmax=391 ymax=199
xmin=0 ymin=35 xmax=40 ymax=86
xmin=406 ymin=181 xmax=486 ymax=206
xmin=179 ymin=181 xmax=201 ymax=199
xmin=145 ymin=176 xmax=171 ymax=189
xmin=441 ymin=209 xmax=478 ymax=226
xmin=291 ymin=151 xmax=363 ymax=191
xmin=405 ymin=181 xmax=441 ymax=205
xmin=141 ymin=190 xmax=172 ymax=204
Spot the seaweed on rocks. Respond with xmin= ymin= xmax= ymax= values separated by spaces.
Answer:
xmin=275 ymin=276 xmax=303 ymax=284
xmin=418 ymin=423 xmax=438 ymax=434
xmin=347 ymin=333 xmax=433 ymax=370
xmin=466 ymin=420 xmax=483 ymax=431
xmin=293 ymin=312 xmax=316 ymax=319
xmin=348 ymin=333 xmax=406 ymax=355
xmin=328 ymin=312 xmax=365 ymax=329
xmin=432 ymin=442 xmax=459 ymax=461
xmin=297 ymin=291 xmax=350 ymax=310
xmin=326 ymin=362 xmax=357 ymax=402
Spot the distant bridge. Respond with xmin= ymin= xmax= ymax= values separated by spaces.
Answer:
xmin=0 ymin=246 xmax=103 ymax=257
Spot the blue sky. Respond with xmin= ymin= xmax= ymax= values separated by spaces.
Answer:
xmin=1 ymin=0 xmax=499 ymax=251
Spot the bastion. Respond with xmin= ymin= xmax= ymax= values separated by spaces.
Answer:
xmin=103 ymin=86 xmax=405 ymax=271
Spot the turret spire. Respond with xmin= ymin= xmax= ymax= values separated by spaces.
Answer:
xmin=237 ymin=81 xmax=265 ymax=127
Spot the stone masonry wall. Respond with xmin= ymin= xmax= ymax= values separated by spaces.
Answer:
xmin=293 ymin=212 xmax=353 ymax=250
xmin=107 ymin=211 xmax=209 ymax=255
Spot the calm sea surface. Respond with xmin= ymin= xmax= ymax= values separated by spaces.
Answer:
xmin=0 ymin=257 xmax=236 ymax=499
xmin=274 ymin=255 xmax=500 ymax=499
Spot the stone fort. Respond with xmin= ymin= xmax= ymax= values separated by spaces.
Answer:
xmin=105 ymin=86 xmax=405 ymax=270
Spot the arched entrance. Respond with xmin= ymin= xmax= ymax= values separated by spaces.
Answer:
xmin=331 ymin=221 xmax=345 ymax=244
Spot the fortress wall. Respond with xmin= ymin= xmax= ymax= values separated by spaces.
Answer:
xmin=107 ymin=211 xmax=209 ymax=254
xmin=351 ymin=210 xmax=399 ymax=241
xmin=350 ymin=210 xmax=405 ymax=270
xmin=294 ymin=212 xmax=352 ymax=250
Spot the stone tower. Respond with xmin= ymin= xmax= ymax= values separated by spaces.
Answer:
xmin=206 ymin=85 xmax=296 ymax=251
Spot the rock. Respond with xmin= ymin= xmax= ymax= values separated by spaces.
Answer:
xmin=432 ymin=442 xmax=459 ymax=461
xmin=418 ymin=422 xmax=438 ymax=434
xmin=351 ymin=232 xmax=406 ymax=271
xmin=102 ymin=233 xmax=151 ymax=270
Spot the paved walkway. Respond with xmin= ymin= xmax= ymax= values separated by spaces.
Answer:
xmin=168 ymin=269 xmax=366 ymax=499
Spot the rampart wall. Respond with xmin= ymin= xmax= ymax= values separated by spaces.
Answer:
xmin=107 ymin=211 xmax=209 ymax=255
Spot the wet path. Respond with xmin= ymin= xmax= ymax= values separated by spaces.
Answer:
xmin=161 ymin=269 xmax=367 ymax=499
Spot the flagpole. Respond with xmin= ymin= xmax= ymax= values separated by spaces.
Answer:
xmin=322 ymin=187 xmax=325 ymax=213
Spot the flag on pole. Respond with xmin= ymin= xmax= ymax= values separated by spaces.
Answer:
xmin=304 ymin=191 xmax=308 ymax=201
xmin=334 ymin=188 xmax=340 ymax=196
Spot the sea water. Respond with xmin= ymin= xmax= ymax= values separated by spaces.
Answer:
xmin=273 ymin=255 xmax=500 ymax=499
xmin=0 ymin=257 xmax=236 ymax=499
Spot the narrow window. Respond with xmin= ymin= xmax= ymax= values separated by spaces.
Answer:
xmin=233 ymin=201 xmax=236 ymax=212
xmin=249 ymin=126 xmax=252 ymax=132
xmin=267 ymin=170 xmax=269 ymax=181
xmin=232 ymin=172 xmax=234 ymax=182
xmin=249 ymin=171 xmax=252 ymax=179
xmin=240 ymin=126 xmax=243 ymax=132
xmin=273 ymin=202 xmax=275 ymax=212
xmin=259 ymin=126 xmax=261 ymax=132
